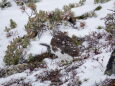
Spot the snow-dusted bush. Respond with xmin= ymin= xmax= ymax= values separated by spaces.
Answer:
xmin=51 ymin=32 xmax=80 ymax=57
xmin=10 ymin=19 xmax=17 ymax=29
xmin=76 ymin=11 xmax=96 ymax=19
xmin=28 ymin=0 xmax=40 ymax=3
xmin=4 ymin=36 xmax=30 ymax=65
xmin=0 ymin=0 xmax=11 ymax=9
xmin=94 ymin=5 xmax=102 ymax=11
xmin=99 ymin=79 xmax=115 ymax=86
xmin=63 ymin=2 xmax=82 ymax=12
xmin=104 ymin=13 xmax=115 ymax=35
xmin=94 ymin=0 xmax=110 ymax=4
xmin=4 ymin=19 xmax=17 ymax=37
xmin=25 ymin=10 xmax=48 ymax=38
xmin=0 ymin=52 xmax=56 ymax=78
xmin=15 ymin=0 xmax=40 ymax=4
xmin=79 ymin=0 xmax=86 ymax=5
xmin=97 ymin=25 xmax=103 ymax=29
xmin=4 ymin=19 xmax=17 ymax=32
xmin=25 ymin=9 xmax=75 ymax=38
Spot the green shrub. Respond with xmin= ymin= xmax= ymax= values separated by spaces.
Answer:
xmin=4 ymin=19 xmax=17 ymax=32
xmin=4 ymin=26 xmax=11 ymax=32
xmin=68 ymin=3 xmax=76 ymax=8
xmin=4 ymin=36 xmax=30 ymax=65
xmin=94 ymin=5 xmax=102 ymax=11
xmin=25 ymin=10 xmax=48 ymax=38
xmin=94 ymin=0 xmax=110 ymax=4
xmin=76 ymin=11 xmax=96 ymax=19
xmin=25 ymin=8 xmax=75 ymax=38
xmin=104 ymin=13 xmax=115 ymax=35
xmin=79 ymin=0 xmax=86 ymax=5
xmin=97 ymin=26 xmax=103 ymax=29
xmin=63 ymin=5 xmax=71 ymax=12
xmin=16 ymin=0 xmax=40 ymax=5
xmin=10 ymin=19 xmax=17 ymax=29
xmin=28 ymin=0 xmax=41 ymax=3
xmin=72 ymin=35 xmax=84 ymax=46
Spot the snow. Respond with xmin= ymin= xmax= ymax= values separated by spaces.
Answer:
xmin=26 ymin=31 xmax=52 ymax=56
xmin=0 ymin=0 xmax=115 ymax=86
xmin=72 ymin=3 xmax=97 ymax=16
xmin=36 ymin=0 xmax=80 ymax=11
xmin=78 ymin=52 xmax=111 ymax=86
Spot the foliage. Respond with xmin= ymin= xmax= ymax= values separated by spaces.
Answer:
xmin=97 ymin=26 xmax=103 ymax=29
xmin=0 ymin=0 xmax=11 ymax=9
xmin=51 ymin=32 xmax=80 ymax=57
xmin=94 ymin=5 xmax=102 ymax=11
xmin=104 ymin=13 xmax=115 ymax=35
xmin=10 ymin=19 xmax=17 ymax=29
xmin=15 ymin=0 xmax=40 ymax=5
xmin=76 ymin=11 xmax=96 ymax=19
xmin=94 ymin=0 xmax=110 ymax=4
xmin=79 ymin=0 xmax=86 ymax=5
xmin=37 ymin=69 xmax=62 ymax=85
xmin=4 ymin=19 xmax=17 ymax=32
xmin=28 ymin=52 xmax=57 ymax=63
xmin=28 ymin=0 xmax=41 ymax=3
xmin=72 ymin=35 xmax=84 ymax=46
xmin=25 ymin=8 xmax=75 ymax=38
xmin=63 ymin=1 xmax=84 ymax=12
xmin=27 ymin=1 xmax=37 ymax=11
xmin=63 ymin=5 xmax=72 ymax=12
xmin=4 ymin=36 xmax=30 ymax=65
xmin=4 ymin=19 xmax=17 ymax=37
xmin=25 ymin=10 xmax=47 ymax=38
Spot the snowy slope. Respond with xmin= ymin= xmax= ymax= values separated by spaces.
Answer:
xmin=0 ymin=0 xmax=115 ymax=86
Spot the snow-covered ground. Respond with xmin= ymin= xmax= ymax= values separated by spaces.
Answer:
xmin=0 ymin=0 xmax=115 ymax=86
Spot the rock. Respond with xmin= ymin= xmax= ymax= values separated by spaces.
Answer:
xmin=105 ymin=49 xmax=115 ymax=75
xmin=51 ymin=32 xmax=79 ymax=57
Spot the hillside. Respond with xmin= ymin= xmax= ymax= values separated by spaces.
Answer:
xmin=0 ymin=0 xmax=115 ymax=86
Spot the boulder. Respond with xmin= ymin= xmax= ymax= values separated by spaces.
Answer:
xmin=105 ymin=49 xmax=115 ymax=75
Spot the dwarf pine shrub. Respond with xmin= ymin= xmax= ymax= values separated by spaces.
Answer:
xmin=4 ymin=36 xmax=30 ymax=65
xmin=4 ymin=26 xmax=11 ymax=32
xmin=4 ymin=19 xmax=17 ymax=32
xmin=94 ymin=0 xmax=110 ymax=4
xmin=79 ymin=0 xmax=86 ymax=5
xmin=25 ymin=8 xmax=75 ymax=38
xmin=72 ymin=35 xmax=84 ymax=46
xmin=4 ymin=19 xmax=17 ymax=37
xmin=97 ymin=26 xmax=103 ymax=29
xmin=94 ymin=5 xmax=102 ymax=11
xmin=63 ymin=5 xmax=72 ymax=12
xmin=4 ymin=19 xmax=17 ymax=38
xmin=76 ymin=11 xmax=96 ymax=19
xmin=10 ymin=19 xmax=17 ymax=29
xmin=0 ymin=0 xmax=11 ymax=9
xmin=15 ymin=0 xmax=40 ymax=4
xmin=25 ymin=10 xmax=48 ymax=38
xmin=105 ymin=13 xmax=115 ymax=35
xmin=27 ymin=0 xmax=40 ymax=3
